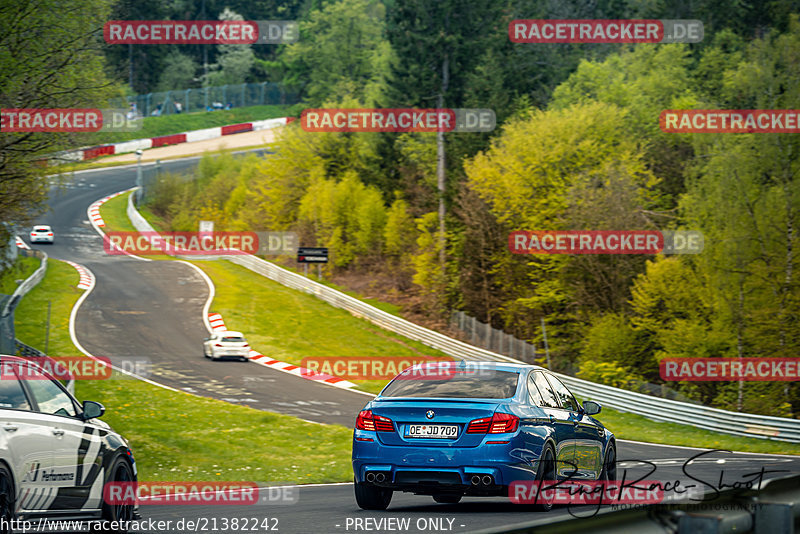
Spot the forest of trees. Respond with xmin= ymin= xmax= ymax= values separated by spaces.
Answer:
xmin=4 ymin=0 xmax=799 ymax=417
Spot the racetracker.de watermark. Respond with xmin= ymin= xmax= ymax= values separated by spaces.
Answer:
xmin=103 ymin=231 xmax=297 ymax=256
xmin=660 ymin=110 xmax=800 ymax=133
xmin=299 ymin=357 xmax=481 ymax=381
xmin=1 ymin=356 xmax=112 ymax=381
xmin=1 ymin=109 xmax=139 ymax=132
xmin=660 ymin=358 xmax=800 ymax=381
xmin=103 ymin=482 xmax=298 ymax=506
xmin=508 ymin=230 xmax=703 ymax=255
xmin=509 ymin=20 xmax=703 ymax=43
xmin=104 ymin=20 xmax=298 ymax=44
xmin=509 ymin=480 xmax=664 ymax=505
xmin=0 ymin=356 xmax=153 ymax=381
xmin=300 ymin=108 xmax=496 ymax=132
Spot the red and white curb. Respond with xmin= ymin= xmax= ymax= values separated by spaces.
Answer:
xmin=206 ymin=312 xmax=356 ymax=389
xmin=15 ymin=236 xmax=30 ymax=250
xmin=208 ymin=312 xmax=227 ymax=332
xmin=87 ymin=190 xmax=126 ymax=228
xmin=62 ymin=260 xmax=95 ymax=290
xmin=53 ymin=117 xmax=295 ymax=164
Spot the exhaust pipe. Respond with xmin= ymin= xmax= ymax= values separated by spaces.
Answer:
xmin=471 ymin=475 xmax=481 ymax=486
xmin=375 ymin=472 xmax=386 ymax=483
xmin=366 ymin=472 xmax=375 ymax=483
xmin=482 ymin=475 xmax=493 ymax=486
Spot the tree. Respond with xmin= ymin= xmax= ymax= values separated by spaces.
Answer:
xmin=205 ymin=8 xmax=256 ymax=86
xmin=280 ymin=0 xmax=394 ymax=106
xmin=0 ymin=0 xmax=119 ymax=253
xmin=157 ymin=51 xmax=199 ymax=91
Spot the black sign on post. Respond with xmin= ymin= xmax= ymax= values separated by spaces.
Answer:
xmin=297 ymin=247 xmax=329 ymax=263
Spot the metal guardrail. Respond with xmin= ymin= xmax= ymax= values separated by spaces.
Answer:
xmin=126 ymin=193 xmax=800 ymax=444
xmin=1 ymin=249 xmax=47 ymax=317
xmin=471 ymin=473 xmax=800 ymax=534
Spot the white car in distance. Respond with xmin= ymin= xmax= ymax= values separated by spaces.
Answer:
xmin=203 ymin=331 xmax=251 ymax=361
xmin=29 ymin=225 xmax=54 ymax=244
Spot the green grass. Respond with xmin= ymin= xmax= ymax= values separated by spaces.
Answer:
xmin=14 ymin=259 xmax=82 ymax=356
xmin=0 ymin=255 xmax=40 ymax=296
xmin=191 ymin=259 xmax=449 ymax=394
xmin=596 ymin=406 xmax=800 ymax=456
xmin=12 ymin=254 xmax=354 ymax=483
xmin=76 ymin=379 xmax=352 ymax=482
xmin=85 ymin=104 xmax=298 ymax=145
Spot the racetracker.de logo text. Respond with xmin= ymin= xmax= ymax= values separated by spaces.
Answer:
xmin=509 ymin=230 xmax=703 ymax=255
xmin=103 ymin=21 xmax=298 ymax=45
xmin=300 ymin=108 xmax=496 ymax=133
xmin=509 ymin=20 xmax=703 ymax=43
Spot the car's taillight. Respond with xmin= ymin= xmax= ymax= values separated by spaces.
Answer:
xmin=47 ymin=233 xmax=53 ymax=236
xmin=467 ymin=417 xmax=491 ymax=433
xmin=467 ymin=412 xmax=519 ymax=434
xmin=215 ymin=343 xmax=223 ymax=347
xmin=355 ymin=410 xmax=394 ymax=432
xmin=242 ymin=343 xmax=249 ymax=348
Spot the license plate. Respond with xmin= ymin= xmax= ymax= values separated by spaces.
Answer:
xmin=405 ymin=424 xmax=458 ymax=439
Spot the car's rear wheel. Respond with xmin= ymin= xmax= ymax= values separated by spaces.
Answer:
xmin=101 ymin=456 xmax=134 ymax=532
xmin=432 ymin=494 xmax=462 ymax=504
xmin=0 ymin=464 xmax=15 ymax=534
xmin=600 ymin=443 xmax=617 ymax=482
xmin=354 ymin=479 xmax=392 ymax=510
xmin=532 ymin=444 xmax=556 ymax=512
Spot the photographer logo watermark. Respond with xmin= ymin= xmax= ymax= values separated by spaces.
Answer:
xmin=510 ymin=20 xmax=703 ymax=43
xmin=104 ymin=21 xmax=298 ymax=45
xmin=509 ymin=230 xmax=703 ymax=255
xmin=1 ymin=109 xmax=139 ymax=132
xmin=661 ymin=110 xmax=800 ymax=133
xmin=300 ymin=108 xmax=495 ymax=133
xmin=660 ymin=358 xmax=800 ymax=381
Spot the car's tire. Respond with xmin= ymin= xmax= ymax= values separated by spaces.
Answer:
xmin=354 ymin=479 xmax=392 ymax=510
xmin=0 ymin=464 xmax=15 ymax=534
xmin=432 ymin=494 xmax=462 ymax=504
xmin=532 ymin=444 xmax=556 ymax=512
xmin=101 ymin=456 xmax=134 ymax=533
xmin=600 ymin=443 xmax=617 ymax=482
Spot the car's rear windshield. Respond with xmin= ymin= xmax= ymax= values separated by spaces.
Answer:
xmin=33 ymin=226 xmax=49 ymax=232
xmin=221 ymin=336 xmax=245 ymax=342
xmin=380 ymin=368 xmax=520 ymax=399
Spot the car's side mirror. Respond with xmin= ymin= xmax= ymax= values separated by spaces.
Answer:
xmin=82 ymin=400 xmax=105 ymax=420
xmin=582 ymin=400 xmax=602 ymax=416
xmin=203 ymin=337 xmax=211 ymax=341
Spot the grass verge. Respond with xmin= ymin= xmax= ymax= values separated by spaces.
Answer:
xmin=84 ymin=104 xmax=296 ymax=145
xmin=0 ymin=255 xmax=40 ymax=295
xmin=13 ymin=258 xmax=354 ymax=483
xmin=596 ymin=406 xmax=799 ymax=456
xmin=14 ymin=259 xmax=82 ymax=356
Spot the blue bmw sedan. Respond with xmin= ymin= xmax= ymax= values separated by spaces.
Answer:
xmin=352 ymin=362 xmax=616 ymax=510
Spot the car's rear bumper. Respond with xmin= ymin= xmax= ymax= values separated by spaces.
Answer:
xmin=353 ymin=437 xmax=541 ymax=493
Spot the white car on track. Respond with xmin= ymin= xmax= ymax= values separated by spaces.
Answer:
xmin=29 ymin=225 xmax=54 ymax=244
xmin=203 ymin=331 xmax=251 ymax=361
xmin=0 ymin=355 xmax=137 ymax=530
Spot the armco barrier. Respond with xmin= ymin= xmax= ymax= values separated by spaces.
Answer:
xmin=2 ymin=249 xmax=47 ymax=317
xmin=124 ymin=192 xmax=800 ymax=443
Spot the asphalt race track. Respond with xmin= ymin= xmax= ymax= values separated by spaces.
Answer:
xmin=36 ymin=155 xmax=372 ymax=427
xmin=26 ymin=158 xmax=800 ymax=533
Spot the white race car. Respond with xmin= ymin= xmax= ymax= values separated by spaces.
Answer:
xmin=29 ymin=225 xmax=54 ymax=244
xmin=0 ymin=355 xmax=137 ymax=531
xmin=203 ymin=331 xmax=251 ymax=361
